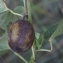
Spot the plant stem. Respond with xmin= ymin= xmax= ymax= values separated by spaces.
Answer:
xmin=3 ymin=0 xmax=23 ymax=17
xmin=32 ymin=46 xmax=35 ymax=60
xmin=27 ymin=0 xmax=32 ymax=23
xmin=36 ymin=38 xmax=53 ymax=52
xmin=8 ymin=9 xmax=23 ymax=17
xmin=14 ymin=52 xmax=28 ymax=63
xmin=27 ymin=0 xmax=36 ymax=63
xmin=23 ymin=0 xmax=27 ymax=15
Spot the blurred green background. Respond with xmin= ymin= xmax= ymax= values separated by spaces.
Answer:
xmin=0 ymin=0 xmax=63 ymax=63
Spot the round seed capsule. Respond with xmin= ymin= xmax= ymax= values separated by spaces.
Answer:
xmin=8 ymin=20 xmax=35 ymax=53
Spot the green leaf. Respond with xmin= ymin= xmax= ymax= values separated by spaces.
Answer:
xmin=35 ymin=35 xmax=44 ymax=50
xmin=1 ymin=11 xmax=18 ymax=30
xmin=13 ymin=6 xmax=24 ymax=14
xmin=0 ymin=37 xmax=10 ymax=51
xmin=0 ymin=0 xmax=8 ymax=13
xmin=29 ymin=56 xmax=34 ymax=63
xmin=35 ymin=38 xmax=39 ymax=49
xmin=0 ymin=11 xmax=20 ymax=55
xmin=0 ymin=6 xmax=24 ymax=29
xmin=36 ymin=23 xmax=59 ymax=52
xmin=50 ymin=20 xmax=63 ymax=40
xmin=0 ymin=11 xmax=8 ymax=26
xmin=0 ymin=28 xmax=5 ymax=37
xmin=48 ymin=20 xmax=63 ymax=52
xmin=35 ymin=32 xmax=40 ymax=49
xmin=0 ymin=50 xmax=9 ymax=56
xmin=35 ymin=32 xmax=44 ymax=49
xmin=0 ymin=36 xmax=10 ymax=56
xmin=35 ymin=32 xmax=40 ymax=39
xmin=36 ymin=23 xmax=58 ymax=52
xmin=44 ymin=24 xmax=58 ymax=39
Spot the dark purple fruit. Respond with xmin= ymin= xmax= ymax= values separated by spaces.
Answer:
xmin=8 ymin=20 xmax=35 ymax=53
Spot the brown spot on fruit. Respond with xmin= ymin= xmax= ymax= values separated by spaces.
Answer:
xmin=8 ymin=20 xmax=35 ymax=53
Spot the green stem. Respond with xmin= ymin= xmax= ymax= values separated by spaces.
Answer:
xmin=27 ymin=0 xmax=36 ymax=63
xmin=27 ymin=0 xmax=32 ymax=23
xmin=14 ymin=52 xmax=28 ymax=63
xmin=36 ymin=38 xmax=53 ymax=52
xmin=8 ymin=9 xmax=23 ymax=17
xmin=3 ymin=0 xmax=23 ymax=17
xmin=23 ymin=0 xmax=27 ymax=15
xmin=32 ymin=46 xmax=35 ymax=60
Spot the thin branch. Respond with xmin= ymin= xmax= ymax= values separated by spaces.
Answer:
xmin=23 ymin=0 xmax=27 ymax=15
xmin=14 ymin=52 xmax=28 ymax=63
xmin=27 ymin=0 xmax=36 ymax=63
xmin=27 ymin=0 xmax=32 ymax=23
xmin=36 ymin=39 xmax=53 ymax=52
xmin=32 ymin=46 xmax=35 ymax=60
xmin=8 ymin=9 xmax=23 ymax=17
xmin=3 ymin=0 xmax=23 ymax=17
